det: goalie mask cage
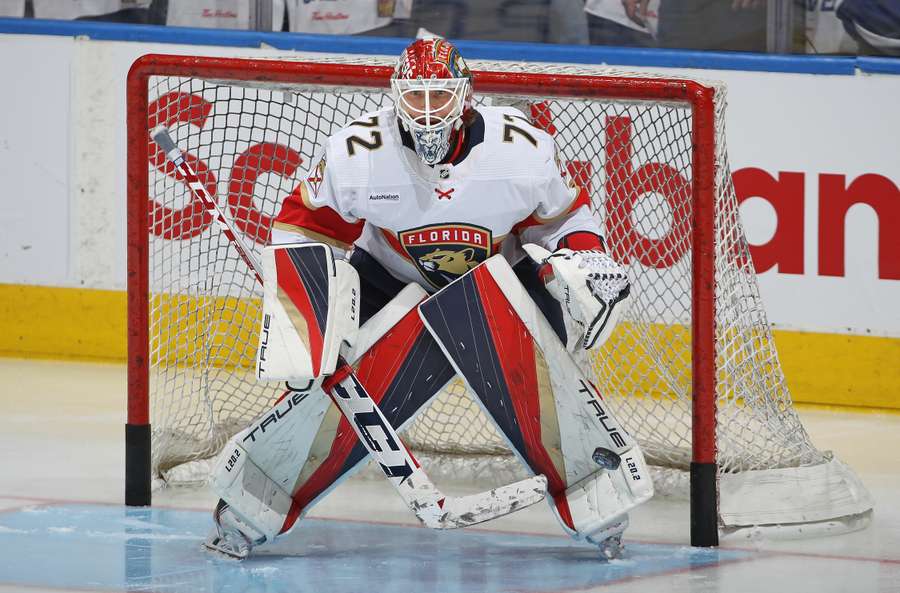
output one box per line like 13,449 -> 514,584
125,53 -> 872,547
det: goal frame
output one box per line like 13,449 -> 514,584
124,53 -> 719,546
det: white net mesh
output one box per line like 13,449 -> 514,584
135,57 -> 860,525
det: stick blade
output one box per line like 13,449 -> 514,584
435,474 -> 548,528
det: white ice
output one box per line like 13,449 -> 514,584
0,358 -> 898,593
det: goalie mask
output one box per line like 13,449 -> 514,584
391,38 -> 474,166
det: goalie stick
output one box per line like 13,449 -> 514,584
151,126 -> 548,533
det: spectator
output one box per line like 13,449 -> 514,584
79,0 -> 153,23
550,0 -> 589,45
584,0 -> 658,47
0,0 -> 24,17
32,0 -> 144,19
838,0 -> 900,55
650,0 -> 767,52
806,0 -> 859,54
159,0 -> 286,30
286,0 -> 412,35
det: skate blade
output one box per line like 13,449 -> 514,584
203,533 -> 252,560
597,534 -> 625,560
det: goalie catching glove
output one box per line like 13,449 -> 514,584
523,243 -> 631,351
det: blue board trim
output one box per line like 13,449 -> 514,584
857,57 -> 900,75
0,17 -> 895,76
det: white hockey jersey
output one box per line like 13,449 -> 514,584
163,0 -> 286,30
806,0 -> 858,54
286,0 -> 412,35
32,0 -> 146,19
583,0 -> 660,37
0,0 -> 24,17
274,106 -> 602,291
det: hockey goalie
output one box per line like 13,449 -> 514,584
202,37 -> 653,560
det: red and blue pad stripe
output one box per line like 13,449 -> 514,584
281,306 -> 455,532
274,245 -> 332,377
418,266 -> 576,529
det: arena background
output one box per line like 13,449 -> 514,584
0,18 -> 897,411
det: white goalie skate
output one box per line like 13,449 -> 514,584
588,446 -> 628,560
204,499 -> 267,560
588,519 -> 628,560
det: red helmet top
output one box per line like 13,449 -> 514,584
393,38 -> 475,128
391,39 -> 476,164
394,38 -> 472,81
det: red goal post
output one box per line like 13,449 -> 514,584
125,53 -> 870,548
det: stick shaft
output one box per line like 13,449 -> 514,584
151,126 -> 263,284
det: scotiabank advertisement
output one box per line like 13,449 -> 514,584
0,34 -> 897,339
709,69 -> 899,337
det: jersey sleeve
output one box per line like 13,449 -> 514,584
272,144 -> 364,258
514,150 -> 604,251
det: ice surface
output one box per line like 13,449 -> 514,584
1,358 -> 898,593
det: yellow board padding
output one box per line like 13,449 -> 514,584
0,283 -> 898,410
150,292 -> 261,370
0,283 -> 127,361
773,330 -> 900,410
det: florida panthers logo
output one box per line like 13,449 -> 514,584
399,223 -> 491,288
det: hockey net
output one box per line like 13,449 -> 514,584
126,54 -> 871,535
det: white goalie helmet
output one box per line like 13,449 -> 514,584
390,38 -> 474,165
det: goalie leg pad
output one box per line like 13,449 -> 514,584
212,283 -> 458,547
209,387 -> 334,543
257,242 -> 360,383
210,436 -> 296,544
557,444 -> 653,541
419,255 -> 653,543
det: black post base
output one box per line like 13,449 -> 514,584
125,423 -> 151,506
690,461 -> 719,547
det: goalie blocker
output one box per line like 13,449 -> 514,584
209,244 -> 651,559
